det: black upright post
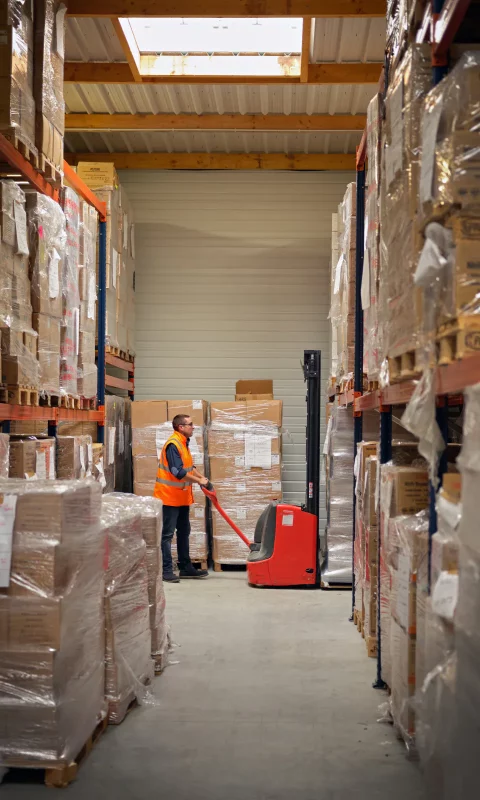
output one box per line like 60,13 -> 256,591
352,168 -> 365,616
304,349 -> 321,522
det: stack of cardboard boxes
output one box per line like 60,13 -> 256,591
363,93 -> 382,381
33,0 -> 65,176
0,181 -> 39,393
354,441 -> 378,651
324,403 -> 355,584
330,183 -> 356,385
77,200 -> 97,399
77,163 -> 135,357
0,481 -> 105,764
132,399 -> 209,565
209,383 -> 282,566
0,0 -> 36,157
59,187 -> 80,398
102,495 -> 154,725
9,435 -> 56,479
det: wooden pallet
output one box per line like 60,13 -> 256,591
387,349 -> 423,383
365,635 -> 377,658
2,715 -> 108,788
105,345 -> 134,363
7,385 -> 39,406
38,153 -> 62,187
1,128 -> 38,168
213,562 -> 247,573
39,393 -> 81,410
153,651 -> 169,675
320,580 -> 352,590
80,396 -> 97,410
107,676 -> 153,726
367,380 -> 379,392
437,315 -> 480,365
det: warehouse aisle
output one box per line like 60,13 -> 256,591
2,574 -> 424,800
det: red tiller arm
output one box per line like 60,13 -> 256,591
202,484 -> 251,549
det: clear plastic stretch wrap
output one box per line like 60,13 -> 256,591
33,0 -> 66,171
9,435 -> 56,480
209,400 -> 282,565
323,402 -> 354,584
26,192 -> 65,394
0,181 -> 40,390
0,1 -> 37,156
416,480 -> 460,800
59,188 -> 80,398
0,433 -> 9,478
105,397 -> 130,493
107,493 -> 168,665
56,435 -> 93,480
78,200 -> 97,399
132,400 -> 209,561
331,184 -> 356,384
363,94 -> 383,380
362,454 -> 378,641
419,52 -> 480,225
101,495 -> 154,725
0,479 -> 105,765
379,45 -> 431,372
449,384 -> 480,795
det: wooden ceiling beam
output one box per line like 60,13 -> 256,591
65,113 -> 367,131
64,61 -> 382,84
300,18 -> 312,83
110,18 -> 141,82
64,152 -> 356,170
67,1 -> 386,18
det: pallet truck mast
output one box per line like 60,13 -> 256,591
203,350 -> 321,587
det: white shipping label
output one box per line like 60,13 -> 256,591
353,451 -> 360,480
97,456 -> 107,489
112,250 -> 118,289
87,272 -> 96,319
194,506 -> 204,519
420,99 -> 443,204
235,456 -> 245,467
0,495 -> 18,588
396,552 -> 411,631
244,434 -> 272,469
108,427 -> 116,465
195,452 -> 204,465
49,445 -> 56,479
123,214 -> 128,250
192,399 -> 202,410
118,424 -> 124,454
14,201 -> 29,255
237,508 -> 247,520
48,249 -> 61,299
55,4 -> 67,59
79,445 -> 86,475
272,453 -> 280,466
282,513 -> 294,527
333,255 -> 343,295
323,417 -> 332,456
36,450 -> 47,480
432,571 -> 459,622
87,442 -> 93,469
272,481 -> 282,492
236,483 -> 247,493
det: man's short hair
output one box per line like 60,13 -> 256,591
172,414 -> 191,431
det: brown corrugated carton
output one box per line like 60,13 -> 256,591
56,435 -> 92,479
9,439 -> 36,478
77,162 -> 118,190
235,379 -> 274,400
167,399 -> 208,426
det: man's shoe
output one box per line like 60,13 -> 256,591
163,572 -> 180,583
179,563 -> 209,579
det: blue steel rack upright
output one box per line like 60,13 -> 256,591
349,0 -> 475,690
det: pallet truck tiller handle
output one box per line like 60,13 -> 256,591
201,482 -> 251,548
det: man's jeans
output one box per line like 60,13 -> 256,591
162,505 -> 191,575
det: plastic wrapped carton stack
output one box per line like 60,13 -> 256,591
416,474 -> 459,799
9,435 -> 55,479
208,399 -> 282,566
77,200 -> 97,399
379,44 -> 431,378
0,181 -> 39,394
0,0 -> 36,158
354,442 -> 377,647
132,400 -> 209,565
331,184 -> 356,385
26,192 -> 64,395
447,385 -> 480,795
59,188 -> 80,398
363,93 -> 382,381
330,214 -> 339,382
108,494 -> 169,672
104,396 -> 132,493
101,495 -> 153,725
33,0 -> 65,176
416,53 -> 480,364
323,403 -> 355,584
76,163 -> 135,357
57,435 -> 93,479
0,480 -> 105,765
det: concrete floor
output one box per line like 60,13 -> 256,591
2,573 -> 425,799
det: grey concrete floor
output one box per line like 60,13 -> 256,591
1,573 -> 425,799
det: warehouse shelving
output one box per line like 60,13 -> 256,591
348,0 -> 475,690
0,133 -> 124,444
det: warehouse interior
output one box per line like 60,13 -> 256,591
0,0 -> 479,797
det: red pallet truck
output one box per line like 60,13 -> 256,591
202,350 -> 321,587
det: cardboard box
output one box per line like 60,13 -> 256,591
77,162 -> 118,190
210,400 -> 282,427
167,400 -> 208,427
0,596 -> 63,649
9,439 -> 36,478
133,455 -> 158,486
56,435 -> 92,480
235,379 -> 274,400
390,468 -> 429,516
131,401 -> 168,429
5,541 -> 68,598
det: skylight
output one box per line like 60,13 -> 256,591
125,17 -> 303,77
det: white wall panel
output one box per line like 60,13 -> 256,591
119,169 -> 353,523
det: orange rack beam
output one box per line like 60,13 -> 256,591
0,405 -> 104,423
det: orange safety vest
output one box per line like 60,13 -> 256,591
154,430 -> 194,507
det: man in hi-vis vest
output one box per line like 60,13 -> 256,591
154,414 -> 210,582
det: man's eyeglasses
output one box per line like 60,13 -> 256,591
181,423 -> 194,428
